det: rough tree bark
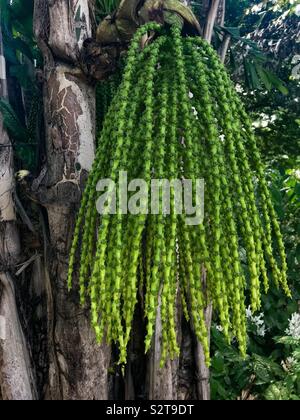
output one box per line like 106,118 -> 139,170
33,0 -> 110,400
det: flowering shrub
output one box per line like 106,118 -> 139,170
211,311 -> 300,400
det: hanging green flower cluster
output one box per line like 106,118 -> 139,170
96,71 -> 122,133
68,23 -> 290,366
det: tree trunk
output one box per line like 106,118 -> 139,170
0,20 -> 36,400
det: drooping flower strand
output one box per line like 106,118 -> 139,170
175,28 -> 230,338
72,27 -> 162,307
149,69 -> 170,360
67,91 -> 121,295
199,45 -> 269,295
110,33 -> 165,356
235,103 -> 289,294
172,27 -> 212,362
184,41 -> 246,350
188,41 -> 262,313
85,23 -> 162,354
122,38 -> 168,352
106,44 -> 161,345
164,64 -> 183,360
142,44 -> 169,353
158,66 -> 180,362
118,55 -> 157,331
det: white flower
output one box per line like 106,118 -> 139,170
285,313 -> 300,339
292,56 -> 300,80
216,325 -> 223,332
256,325 -> 266,338
291,55 -> 300,65
246,306 -> 253,319
251,4 -> 263,13
295,4 -> 300,16
191,106 -> 198,118
246,306 -> 266,337
235,84 -> 244,94
270,114 -> 277,123
252,113 -> 273,129
293,169 -> 300,180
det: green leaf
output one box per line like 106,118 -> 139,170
211,378 -> 232,400
10,37 -> 34,60
220,26 -> 241,38
244,59 -> 261,89
276,336 -> 300,346
0,99 -> 29,143
264,383 -> 285,400
9,64 -> 35,90
255,64 -> 273,90
264,70 -> 289,95
230,49 -> 237,71
249,49 -> 268,63
238,36 -> 261,51
252,354 -> 285,384
212,354 -> 225,373
163,10 -> 184,30
0,0 -> 10,26
9,0 -> 33,21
